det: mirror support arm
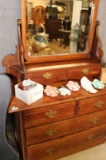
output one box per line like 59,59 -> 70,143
91,21 -> 103,60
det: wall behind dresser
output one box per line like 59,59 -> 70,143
0,0 -> 21,73
0,0 -> 106,73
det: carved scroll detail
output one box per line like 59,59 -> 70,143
2,45 -> 20,67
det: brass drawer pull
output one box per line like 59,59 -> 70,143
43,72 -> 52,79
46,129 -> 56,136
46,147 -> 55,154
82,68 -> 89,74
87,134 -> 95,141
95,100 -> 104,108
90,117 -> 99,124
45,109 -> 57,118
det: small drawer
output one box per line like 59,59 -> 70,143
25,109 -> 106,145
68,65 -> 101,80
77,95 -> 106,115
27,124 -> 106,160
23,101 -> 76,128
25,69 -> 67,85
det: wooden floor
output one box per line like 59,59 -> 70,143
58,142 -> 106,160
38,40 -> 70,56
49,40 -> 69,53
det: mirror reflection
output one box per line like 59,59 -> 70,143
26,0 -> 94,57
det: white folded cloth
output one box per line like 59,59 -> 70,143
80,77 -> 97,94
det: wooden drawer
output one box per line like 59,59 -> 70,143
25,64 -> 101,85
68,65 -> 101,80
27,124 -> 106,160
77,95 -> 106,115
25,69 -> 68,85
23,101 -> 76,128
25,109 -> 106,145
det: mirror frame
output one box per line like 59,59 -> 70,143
20,0 -> 99,63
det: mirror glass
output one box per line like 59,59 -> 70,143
26,0 -> 94,57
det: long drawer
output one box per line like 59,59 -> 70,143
25,109 -> 106,145
23,101 -> 76,128
25,64 -> 101,85
77,94 -> 106,115
27,124 -> 106,160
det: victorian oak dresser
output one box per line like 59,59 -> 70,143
2,0 -> 106,160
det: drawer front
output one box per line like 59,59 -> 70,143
25,69 -> 68,85
78,95 -> 106,115
68,65 -> 101,80
25,64 -> 101,85
27,124 -> 106,160
25,109 -> 106,145
23,102 -> 76,128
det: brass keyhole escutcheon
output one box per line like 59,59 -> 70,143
43,72 -> 52,79
91,117 -> 99,124
45,109 -> 57,118
46,148 -> 55,154
46,129 -> 56,136
95,100 -> 104,108
82,68 -> 89,74
87,134 -> 95,141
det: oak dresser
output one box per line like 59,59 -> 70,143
8,80 -> 106,160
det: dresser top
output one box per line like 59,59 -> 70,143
9,81 -> 106,113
